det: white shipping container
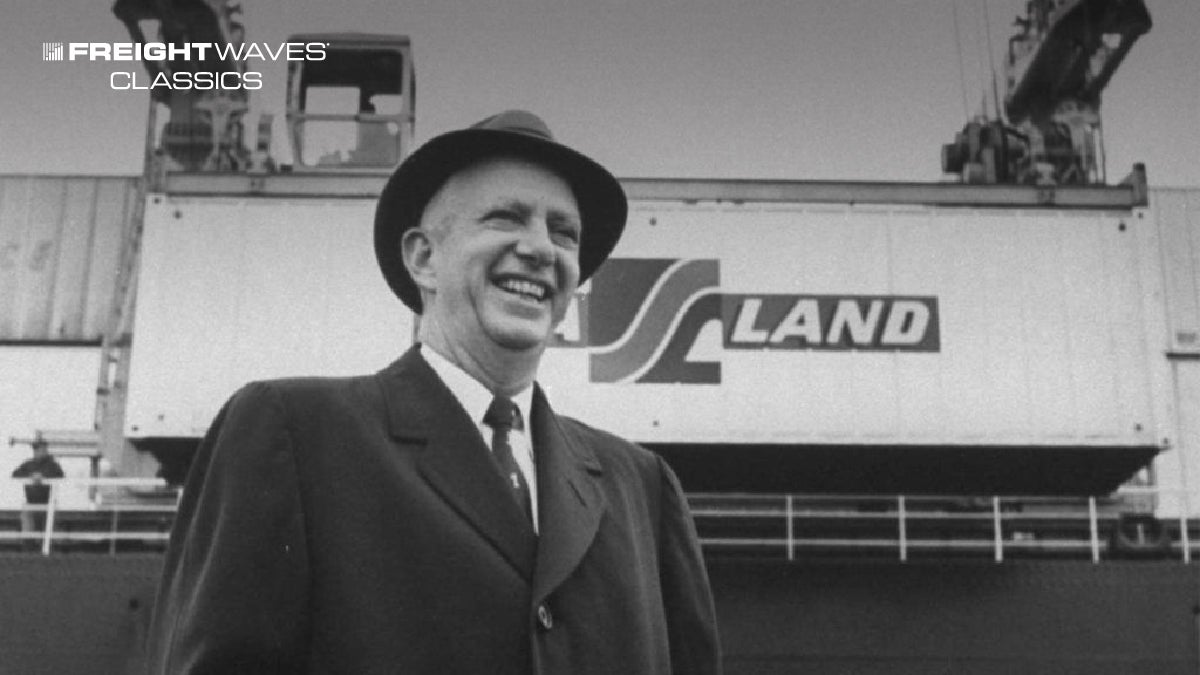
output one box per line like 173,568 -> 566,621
125,195 -> 413,438
125,187 -> 1167,456
540,201 -> 1164,448
1147,188 -> 1200,517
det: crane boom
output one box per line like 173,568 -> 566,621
943,0 -> 1151,186
111,0 -> 251,171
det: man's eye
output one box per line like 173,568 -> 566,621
486,210 -> 521,224
554,227 -> 581,245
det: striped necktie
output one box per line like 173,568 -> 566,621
483,396 -> 533,525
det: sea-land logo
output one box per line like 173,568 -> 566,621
41,41 -> 327,92
554,258 -> 940,385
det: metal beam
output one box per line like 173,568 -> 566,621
621,177 -> 1142,210
163,172 -> 1143,210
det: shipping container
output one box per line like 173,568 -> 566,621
125,192 -> 413,441
0,176 -> 138,342
123,175 -> 1175,495
1154,189 -> 1200,354
1150,188 -> 1200,517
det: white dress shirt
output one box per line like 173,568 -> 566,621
419,345 -> 539,532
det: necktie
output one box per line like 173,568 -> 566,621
483,396 -> 533,525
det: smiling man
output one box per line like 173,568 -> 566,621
405,155 -> 582,391
145,110 -> 722,674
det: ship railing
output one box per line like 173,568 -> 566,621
4,479 -> 1194,563
1,478 -> 178,556
688,488 -> 1196,564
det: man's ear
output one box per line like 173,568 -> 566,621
400,227 -> 437,293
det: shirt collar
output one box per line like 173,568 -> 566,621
420,344 -> 533,430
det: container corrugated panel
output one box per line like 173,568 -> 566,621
1151,188 -> 1200,518
1153,188 -> 1200,353
0,175 -> 138,342
538,201 -> 1161,448
126,195 -> 414,438
126,192 -> 1159,453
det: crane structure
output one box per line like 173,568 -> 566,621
112,0 -> 252,172
943,0 -> 1151,185
94,1 -> 414,474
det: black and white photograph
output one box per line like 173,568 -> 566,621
2,1 -> 1199,672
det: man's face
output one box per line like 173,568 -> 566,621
415,156 -> 582,354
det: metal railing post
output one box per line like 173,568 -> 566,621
993,497 -> 1003,563
110,510 -> 120,556
41,482 -> 58,556
1088,497 -> 1100,563
1179,503 -> 1191,564
785,495 -> 795,562
898,496 -> 908,562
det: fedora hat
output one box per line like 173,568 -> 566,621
374,110 -> 628,313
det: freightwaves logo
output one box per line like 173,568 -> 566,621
555,258 -> 940,385
41,41 -> 327,92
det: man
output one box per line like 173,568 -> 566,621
146,110 -> 721,674
11,437 -> 64,544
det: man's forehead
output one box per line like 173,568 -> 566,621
417,155 -> 583,233
447,156 -> 578,207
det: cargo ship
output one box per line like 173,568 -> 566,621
3,1 -> 1198,672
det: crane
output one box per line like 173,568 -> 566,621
942,0 -> 1151,185
112,0 -> 251,171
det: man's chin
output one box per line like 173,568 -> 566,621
486,322 -> 553,353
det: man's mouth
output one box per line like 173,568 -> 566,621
495,277 -> 551,302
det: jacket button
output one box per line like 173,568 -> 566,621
536,604 -> 554,631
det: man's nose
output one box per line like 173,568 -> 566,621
513,220 -> 555,265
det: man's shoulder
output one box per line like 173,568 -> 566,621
554,413 -> 632,447
553,413 -> 660,473
222,372 -> 385,419
250,372 -> 377,394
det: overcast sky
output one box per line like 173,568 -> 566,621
1,0 -> 1196,186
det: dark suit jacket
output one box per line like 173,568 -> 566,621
146,346 -> 721,674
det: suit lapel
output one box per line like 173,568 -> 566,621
379,347 -> 537,581
530,387 -> 606,603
